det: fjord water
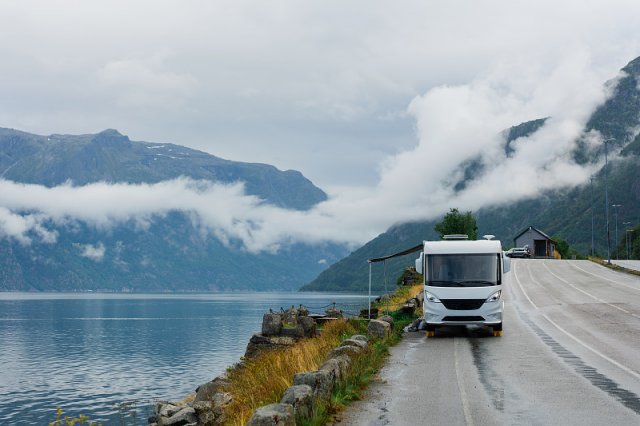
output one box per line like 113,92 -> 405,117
0,292 -> 369,425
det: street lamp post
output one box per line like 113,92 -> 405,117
612,204 -> 621,260
623,222 -> 631,260
603,138 -> 612,264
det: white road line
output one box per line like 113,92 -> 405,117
454,338 -> 474,426
542,262 -> 639,319
541,313 -> 640,381
515,260 -> 640,381
568,261 -> 640,293
512,261 -> 538,309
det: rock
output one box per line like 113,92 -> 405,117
340,338 -> 368,349
245,334 -> 298,358
359,307 -> 378,318
280,324 -> 305,338
324,307 -> 343,318
156,403 -> 181,419
379,315 -> 394,329
400,301 -> 416,315
351,334 -> 369,343
328,345 -> 363,359
416,292 -> 425,305
280,384 -> 314,419
298,316 -> 316,337
246,403 -> 295,426
163,406 -> 197,426
294,369 -> 335,400
194,375 -> 229,402
297,305 -> 310,317
262,313 -> 283,336
192,401 -> 216,426
282,306 -> 298,326
368,319 -> 391,340
320,355 -> 350,382
211,392 -> 232,424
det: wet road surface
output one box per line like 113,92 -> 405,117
337,259 -> 640,425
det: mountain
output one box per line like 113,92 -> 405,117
302,56 -> 640,292
0,128 -> 326,210
0,129 -> 346,291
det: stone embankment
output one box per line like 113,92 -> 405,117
150,290 -> 419,426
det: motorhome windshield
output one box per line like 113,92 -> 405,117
427,253 -> 500,287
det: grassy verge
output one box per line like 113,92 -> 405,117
589,257 -> 640,277
222,320 -> 356,425
220,284 -> 422,425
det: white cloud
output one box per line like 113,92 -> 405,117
1,1 -> 639,187
0,1 -> 638,253
76,242 -> 106,262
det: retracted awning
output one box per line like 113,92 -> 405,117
367,243 -> 423,263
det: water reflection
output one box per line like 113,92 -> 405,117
0,292 -> 370,424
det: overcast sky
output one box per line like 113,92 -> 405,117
1,1 -> 640,251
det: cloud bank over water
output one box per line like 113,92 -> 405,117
0,53 -> 616,252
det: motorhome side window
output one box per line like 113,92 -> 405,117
426,254 -> 500,287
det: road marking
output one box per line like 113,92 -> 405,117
454,338 -> 474,426
542,262 -> 640,319
514,261 -> 640,381
568,261 -> 640,293
512,261 -> 538,309
540,313 -> 640,381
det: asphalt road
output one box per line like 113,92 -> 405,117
337,259 -> 640,426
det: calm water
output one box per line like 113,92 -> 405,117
0,292 -> 370,425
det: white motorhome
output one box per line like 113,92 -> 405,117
415,235 -> 510,337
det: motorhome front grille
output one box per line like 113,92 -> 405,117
441,299 -> 485,310
442,316 -> 484,321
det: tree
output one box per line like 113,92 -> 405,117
553,236 -> 570,259
434,208 -> 478,240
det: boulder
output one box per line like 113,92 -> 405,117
320,355 -> 351,382
245,334 -> 298,358
262,313 -> 283,336
350,334 -> 369,343
368,319 -> 391,340
328,345 -> 363,359
156,403 -> 181,419
162,406 -> 197,426
293,369 -> 335,400
194,375 -> 229,402
379,315 -> 394,329
298,316 -> 316,337
359,307 -> 378,318
297,305 -> 310,317
280,324 -> 305,338
324,307 -> 343,318
246,403 -> 295,426
192,401 -> 216,426
280,384 -> 314,419
340,338 -> 367,349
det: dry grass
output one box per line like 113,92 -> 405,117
375,284 -> 423,315
221,319 -> 356,425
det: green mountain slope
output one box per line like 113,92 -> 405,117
0,129 -> 345,292
0,128 -> 326,210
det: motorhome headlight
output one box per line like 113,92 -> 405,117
425,291 -> 442,303
485,290 -> 501,303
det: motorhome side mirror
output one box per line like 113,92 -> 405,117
415,253 -> 423,275
503,255 -> 511,273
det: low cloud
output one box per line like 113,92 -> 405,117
76,242 -> 106,262
0,54 -> 625,253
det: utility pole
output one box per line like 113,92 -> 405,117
623,222 -> 631,260
612,204 -> 621,260
590,176 -> 595,257
604,138 -> 612,264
